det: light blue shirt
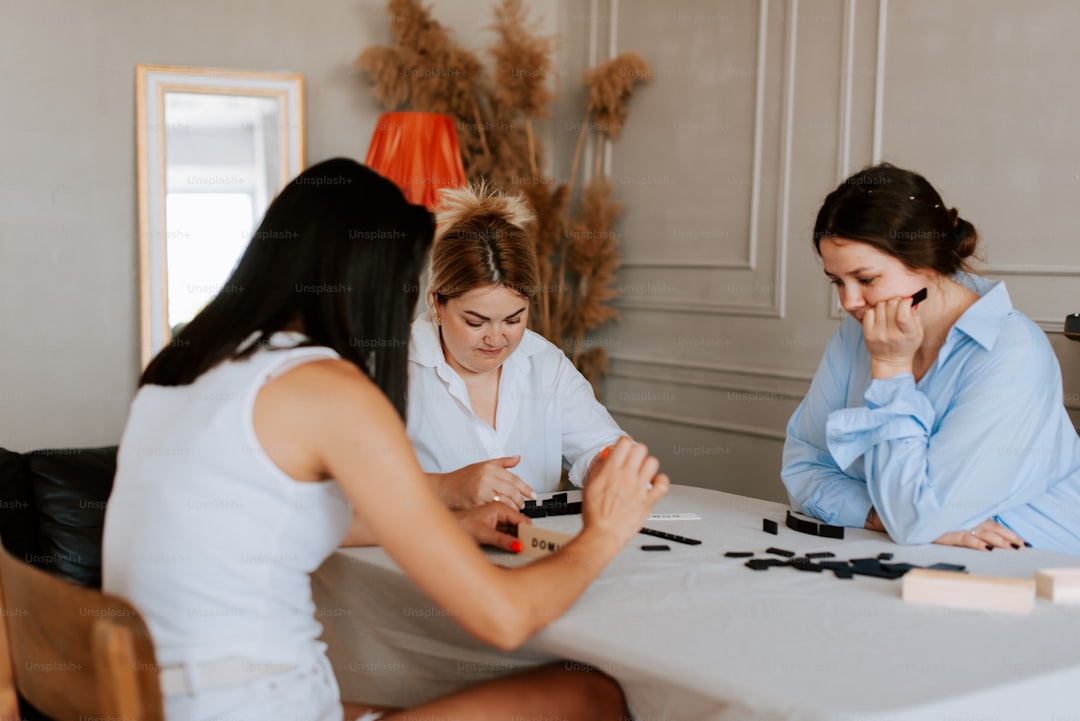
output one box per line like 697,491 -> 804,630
782,275 -> 1080,554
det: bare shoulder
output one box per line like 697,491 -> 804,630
259,357 -> 398,425
254,358 -> 406,482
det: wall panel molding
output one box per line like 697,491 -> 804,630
983,264 -> 1080,277
608,353 -> 815,384
614,0 -> 796,317
607,406 -> 788,441
747,0 -> 769,272
836,0 -> 856,184
621,0 -> 768,272
610,369 -> 807,401
830,0 -> 882,321
615,299 -> 783,316
772,0 -> 797,319
872,0 -> 887,163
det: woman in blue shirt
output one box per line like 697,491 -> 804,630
782,163 -> 1080,554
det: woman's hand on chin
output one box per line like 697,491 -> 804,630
863,295 -> 923,379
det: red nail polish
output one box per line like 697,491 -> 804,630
511,540 -> 523,554
599,446 -> 612,460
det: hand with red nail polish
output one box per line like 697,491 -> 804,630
582,437 -> 670,549
585,439 -> 629,484
453,502 -> 531,553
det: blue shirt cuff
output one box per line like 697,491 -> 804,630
825,374 -> 934,471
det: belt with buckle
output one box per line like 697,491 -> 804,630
159,658 -> 296,696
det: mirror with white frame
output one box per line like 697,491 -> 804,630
136,64 -> 305,366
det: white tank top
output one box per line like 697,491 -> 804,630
102,333 -> 352,667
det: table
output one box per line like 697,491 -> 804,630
312,485 -> 1080,721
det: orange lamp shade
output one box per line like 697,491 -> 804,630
364,112 -> 468,209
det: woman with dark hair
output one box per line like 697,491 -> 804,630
407,183 -> 628,510
782,163 -> 1080,554
103,158 -> 668,721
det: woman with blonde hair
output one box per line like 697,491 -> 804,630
407,183 -> 629,510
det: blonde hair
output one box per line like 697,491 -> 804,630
428,183 -> 539,315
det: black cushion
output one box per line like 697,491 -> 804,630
27,446 -> 117,587
0,446 -> 117,588
0,445 -> 118,721
0,447 -> 40,564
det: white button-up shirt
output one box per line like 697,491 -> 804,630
406,314 -> 625,493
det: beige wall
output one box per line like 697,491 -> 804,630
2,0 -> 1077,498
595,0 -> 1080,501
0,0 -> 555,451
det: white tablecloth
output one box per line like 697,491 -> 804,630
313,485 -> 1080,720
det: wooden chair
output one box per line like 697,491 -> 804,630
0,545 -> 164,721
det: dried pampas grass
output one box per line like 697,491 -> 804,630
357,0 -> 489,166
354,46 -> 415,109
488,0 -> 555,119
355,1 -> 649,393
488,0 -> 556,176
576,347 -> 609,398
583,52 -> 652,140
565,178 -> 621,356
518,181 -> 569,341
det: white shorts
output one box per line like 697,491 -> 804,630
164,654 -> 346,721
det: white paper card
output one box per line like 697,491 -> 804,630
647,513 -> 701,521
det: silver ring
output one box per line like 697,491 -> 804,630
493,494 -> 501,503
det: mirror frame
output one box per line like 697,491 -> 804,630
135,64 -> 305,367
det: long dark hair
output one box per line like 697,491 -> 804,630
813,163 -> 979,275
140,158 -> 434,419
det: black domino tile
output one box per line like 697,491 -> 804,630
818,524 -> 845,539
880,563 -> 918,576
746,558 -> 788,571
762,518 -> 779,535
784,509 -> 846,539
521,501 -> 547,519
765,547 -> 795,558
639,527 -> 702,546
785,510 -> 818,535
